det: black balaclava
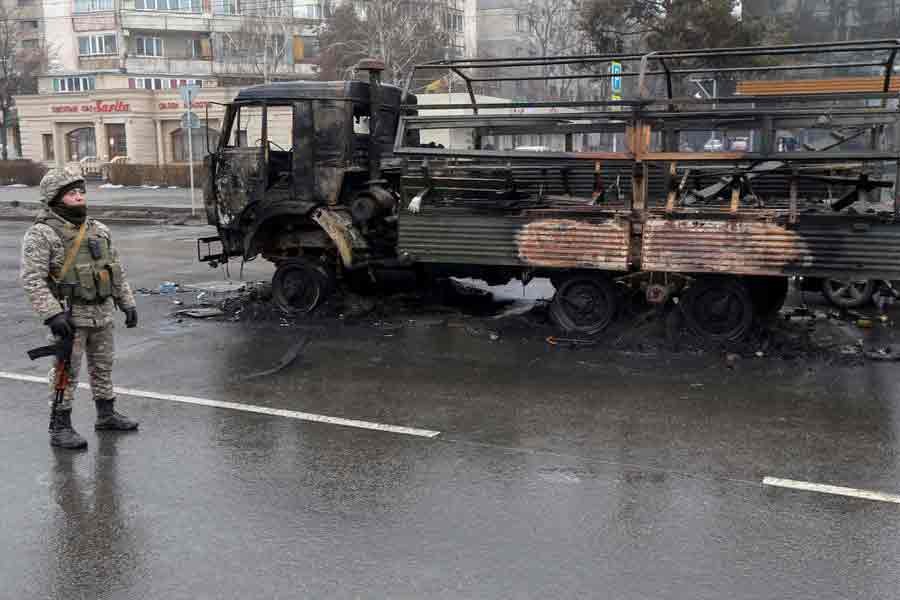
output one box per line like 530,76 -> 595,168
50,182 -> 87,225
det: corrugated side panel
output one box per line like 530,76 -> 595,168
642,218 -> 900,279
399,210 -> 630,270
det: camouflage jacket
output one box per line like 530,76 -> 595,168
20,209 -> 136,328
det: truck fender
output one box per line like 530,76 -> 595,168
310,207 -> 368,268
241,203 -> 318,260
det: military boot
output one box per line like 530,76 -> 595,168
49,409 -> 88,450
94,398 -> 139,431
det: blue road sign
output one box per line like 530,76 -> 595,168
611,61 -> 622,94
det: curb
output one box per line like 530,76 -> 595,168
0,205 -> 204,226
0,214 -> 173,225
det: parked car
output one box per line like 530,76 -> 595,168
729,136 -> 750,151
703,138 -> 724,151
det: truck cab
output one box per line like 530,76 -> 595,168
200,65 -> 416,312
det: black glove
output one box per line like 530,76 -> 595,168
45,312 -> 73,338
124,307 -> 138,328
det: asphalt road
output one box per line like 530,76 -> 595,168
1,221 -> 899,599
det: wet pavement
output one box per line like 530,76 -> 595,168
1,221 -> 899,599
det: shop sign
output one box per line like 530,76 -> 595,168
158,100 -> 209,110
50,100 -> 130,114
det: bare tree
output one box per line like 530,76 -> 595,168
318,0 -> 450,86
0,5 -> 50,159
580,0 -> 768,57
519,0 -> 590,100
222,0 -> 293,83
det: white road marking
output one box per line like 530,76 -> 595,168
0,371 -> 440,439
763,476 -> 900,504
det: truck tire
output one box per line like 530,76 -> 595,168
549,274 -> 617,335
822,278 -> 875,309
272,258 -> 334,314
682,276 -> 754,341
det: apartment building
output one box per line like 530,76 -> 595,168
42,0 -> 321,92
14,0 -> 479,166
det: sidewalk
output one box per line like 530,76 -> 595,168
0,183 -> 205,224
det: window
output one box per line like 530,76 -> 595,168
299,2 -> 321,18
23,20 -> 38,29
106,123 -> 127,158
52,76 -> 96,92
74,0 -> 113,12
188,38 -> 211,58
443,11 -> 463,33
78,34 -> 117,56
172,127 -> 219,161
293,36 -> 320,61
214,0 -> 238,15
65,127 -> 96,162
169,78 -> 204,88
136,36 -> 164,57
42,134 -> 54,161
21,39 -> 38,49
136,0 -> 200,10
17,0 -> 35,5
515,13 -> 529,33
128,77 -> 167,89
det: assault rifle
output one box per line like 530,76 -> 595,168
26,283 -> 77,415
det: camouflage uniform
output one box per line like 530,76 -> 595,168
20,168 -> 136,412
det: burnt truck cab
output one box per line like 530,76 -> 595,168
200,62 -> 416,311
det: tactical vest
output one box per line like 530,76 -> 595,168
39,216 -> 123,304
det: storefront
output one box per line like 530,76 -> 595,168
14,87 -> 237,167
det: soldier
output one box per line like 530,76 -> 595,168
20,167 -> 139,450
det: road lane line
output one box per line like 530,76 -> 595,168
763,476 -> 900,504
0,371 -> 440,439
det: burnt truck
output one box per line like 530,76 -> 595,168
200,41 -> 900,340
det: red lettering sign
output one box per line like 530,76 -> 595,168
50,100 -> 130,114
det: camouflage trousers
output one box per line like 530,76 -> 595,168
47,325 -> 115,411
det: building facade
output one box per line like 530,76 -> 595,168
14,0 -> 494,166
42,0 -> 322,92
16,85 -> 240,166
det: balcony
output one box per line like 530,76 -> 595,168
78,56 -> 121,71
72,11 -> 118,32
120,9 -> 212,32
211,60 -> 316,79
126,55 -> 213,75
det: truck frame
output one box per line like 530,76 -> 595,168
200,40 -> 900,340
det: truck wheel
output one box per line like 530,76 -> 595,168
682,277 -> 754,341
746,276 -> 789,319
822,278 -> 875,309
549,274 -> 617,335
272,258 -> 333,314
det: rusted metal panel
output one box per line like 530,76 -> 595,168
737,77 -> 900,96
642,218 -> 900,279
399,211 -> 630,270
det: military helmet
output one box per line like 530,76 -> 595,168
39,167 -> 86,206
